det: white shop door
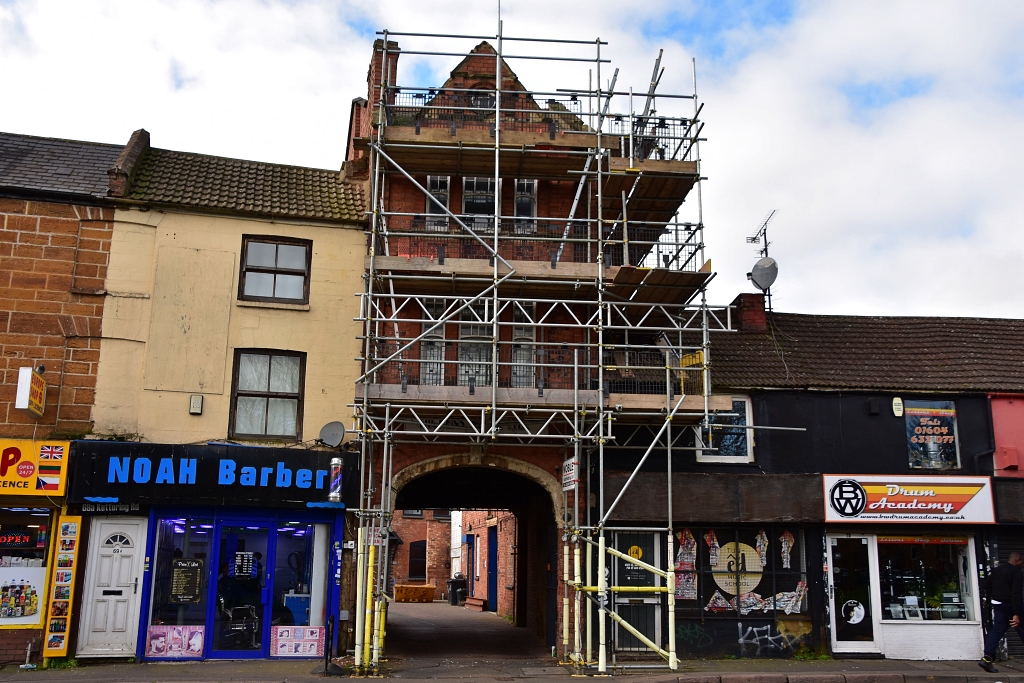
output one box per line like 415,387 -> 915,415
77,517 -> 148,657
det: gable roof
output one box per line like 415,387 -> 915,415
0,132 -> 122,201
710,313 -> 1024,394
124,147 -> 365,224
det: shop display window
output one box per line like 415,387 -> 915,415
149,517 -> 213,636
273,523 -> 329,628
877,537 -> 973,621
674,526 -> 807,618
0,508 -> 52,623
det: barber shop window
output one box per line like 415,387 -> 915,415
230,350 -> 305,440
239,237 -> 312,304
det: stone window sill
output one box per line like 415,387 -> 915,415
236,299 -> 310,311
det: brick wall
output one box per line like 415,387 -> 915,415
390,510 -> 451,600
0,199 -> 110,438
0,628 -> 42,665
459,509 -> 520,618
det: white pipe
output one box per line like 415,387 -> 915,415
586,537 -> 593,663
562,541 -> 570,658
574,542 -> 582,665
667,564 -> 677,670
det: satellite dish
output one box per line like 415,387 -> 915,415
749,257 -> 778,291
318,421 -> 346,448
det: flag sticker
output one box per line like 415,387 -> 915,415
37,465 -> 61,490
39,445 -> 65,460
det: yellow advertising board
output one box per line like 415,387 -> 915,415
42,515 -> 81,656
0,440 -> 70,497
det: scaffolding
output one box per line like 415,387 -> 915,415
350,23 -> 735,675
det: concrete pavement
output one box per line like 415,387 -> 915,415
4,602 -> 1024,683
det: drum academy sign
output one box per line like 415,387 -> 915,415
823,474 -> 995,524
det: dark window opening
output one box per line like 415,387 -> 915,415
409,540 -> 427,581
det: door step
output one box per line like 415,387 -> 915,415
464,596 -> 487,611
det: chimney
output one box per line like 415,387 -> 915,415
367,39 -> 400,112
730,292 -> 767,331
107,128 -> 150,197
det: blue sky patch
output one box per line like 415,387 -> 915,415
643,0 -> 795,63
842,76 -> 933,111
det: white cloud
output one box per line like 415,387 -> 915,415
1,0 -> 1021,316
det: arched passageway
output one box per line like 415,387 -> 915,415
385,455 -> 561,657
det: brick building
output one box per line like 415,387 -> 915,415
0,132 -> 126,665
1,132 -> 123,440
350,33 -> 711,670
389,509 -> 452,600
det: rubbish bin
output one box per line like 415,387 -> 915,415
455,588 -> 467,606
447,575 -> 467,606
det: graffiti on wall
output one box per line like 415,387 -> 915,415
676,618 -> 813,658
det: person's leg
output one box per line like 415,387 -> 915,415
984,604 -> 1013,659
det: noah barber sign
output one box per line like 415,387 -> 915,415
823,475 -> 994,524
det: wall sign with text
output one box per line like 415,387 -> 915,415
906,400 -> 960,470
68,442 -> 358,509
824,475 -> 994,524
0,440 -> 69,496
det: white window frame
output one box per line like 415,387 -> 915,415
425,176 -> 449,232
511,303 -> 536,389
462,177 -> 497,233
458,300 -> 492,387
513,179 -> 537,235
695,396 -> 755,463
420,299 -> 446,387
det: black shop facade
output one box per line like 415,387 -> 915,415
66,441 -> 357,661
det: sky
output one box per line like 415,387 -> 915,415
2,0 -> 1023,318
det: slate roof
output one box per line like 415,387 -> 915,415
125,148 -> 365,223
0,132 -> 122,200
710,313 -> 1024,393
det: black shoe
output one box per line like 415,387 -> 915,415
979,657 -> 998,673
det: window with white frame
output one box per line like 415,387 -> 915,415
463,177 -> 496,232
511,303 -> 535,388
513,179 -> 536,234
458,300 -> 492,387
695,397 -> 754,463
420,298 -> 446,386
425,176 -> 449,231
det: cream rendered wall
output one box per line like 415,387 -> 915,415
93,207 -> 364,444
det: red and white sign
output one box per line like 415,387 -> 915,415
561,457 -> 579,492
823,474 -> 995,524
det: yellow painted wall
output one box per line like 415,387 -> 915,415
93,208 -> 364,444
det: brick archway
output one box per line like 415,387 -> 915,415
389,452 -> 564,526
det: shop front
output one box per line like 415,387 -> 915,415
824,474 -> 995,660
67,442 -> 357,661
670,523 -> 820,658
0,439 -> 74,662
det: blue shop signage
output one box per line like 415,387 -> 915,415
68,442 -> 357,509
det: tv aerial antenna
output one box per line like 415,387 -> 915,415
746,210 -> 779,312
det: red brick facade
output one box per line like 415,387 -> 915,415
0,628 -> 41,666
460,510 -> 519,618
389,509 -> 451,600
0,199 -> 111,438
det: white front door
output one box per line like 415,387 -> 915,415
826,534 -> 882,654
77,517 -> 148,657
